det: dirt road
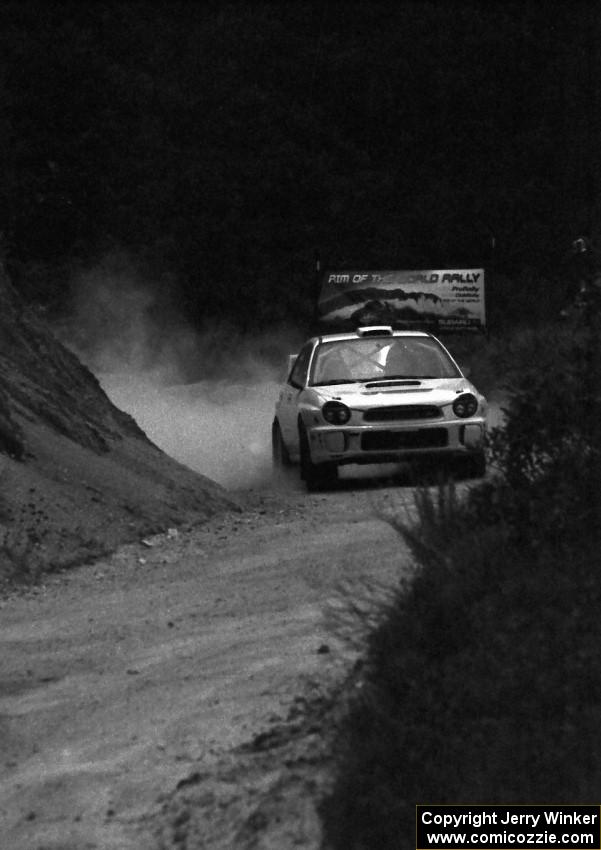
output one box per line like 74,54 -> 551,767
0,472 -> 417,850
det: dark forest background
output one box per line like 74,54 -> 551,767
1,1 -> 599,332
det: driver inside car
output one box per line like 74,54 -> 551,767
384,342 -> 414,377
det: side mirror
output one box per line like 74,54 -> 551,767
461,364 -> 472,378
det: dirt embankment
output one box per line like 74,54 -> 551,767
0,269 -> 235,582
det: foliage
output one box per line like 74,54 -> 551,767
487,317 -> 601,488
322,321 -> 601,848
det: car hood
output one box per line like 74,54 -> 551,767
310,378 -> 481,409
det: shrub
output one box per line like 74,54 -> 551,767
322,318 -> 601,849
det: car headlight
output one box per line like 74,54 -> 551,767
322,401 -> 351,424
452,392 -> 479,418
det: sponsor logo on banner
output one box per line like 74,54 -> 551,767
318,269 -> 486,331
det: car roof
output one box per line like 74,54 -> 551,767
312,326 -> 432,344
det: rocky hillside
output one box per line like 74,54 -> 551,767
0,268 -> 235,583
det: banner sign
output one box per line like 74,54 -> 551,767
318,269 -> 486,332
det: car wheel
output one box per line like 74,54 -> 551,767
299,423 -> 338,492
272,419 -> 292,467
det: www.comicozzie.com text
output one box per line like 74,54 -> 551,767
422,828 -> 595,846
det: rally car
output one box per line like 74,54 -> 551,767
272,325 -> 487,490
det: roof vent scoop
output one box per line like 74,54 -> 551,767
356,326 -> 394,337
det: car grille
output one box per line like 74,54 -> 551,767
363,405 -> 442,422
361,428 -> 448,451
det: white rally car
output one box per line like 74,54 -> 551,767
272,326 -> 487,490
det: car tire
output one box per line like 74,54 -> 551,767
298,423 -> 338,492
272,419 -> 292,468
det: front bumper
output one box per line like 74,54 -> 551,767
306,420 -> 486,465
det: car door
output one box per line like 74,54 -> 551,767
277,342 -> 314,451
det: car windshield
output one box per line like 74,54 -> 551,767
310,337 -> 460,385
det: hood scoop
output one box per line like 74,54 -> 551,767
364,379 -> 422,389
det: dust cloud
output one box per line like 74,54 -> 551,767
57,256 -> 303,490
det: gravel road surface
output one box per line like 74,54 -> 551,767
0,473 -> 417,849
